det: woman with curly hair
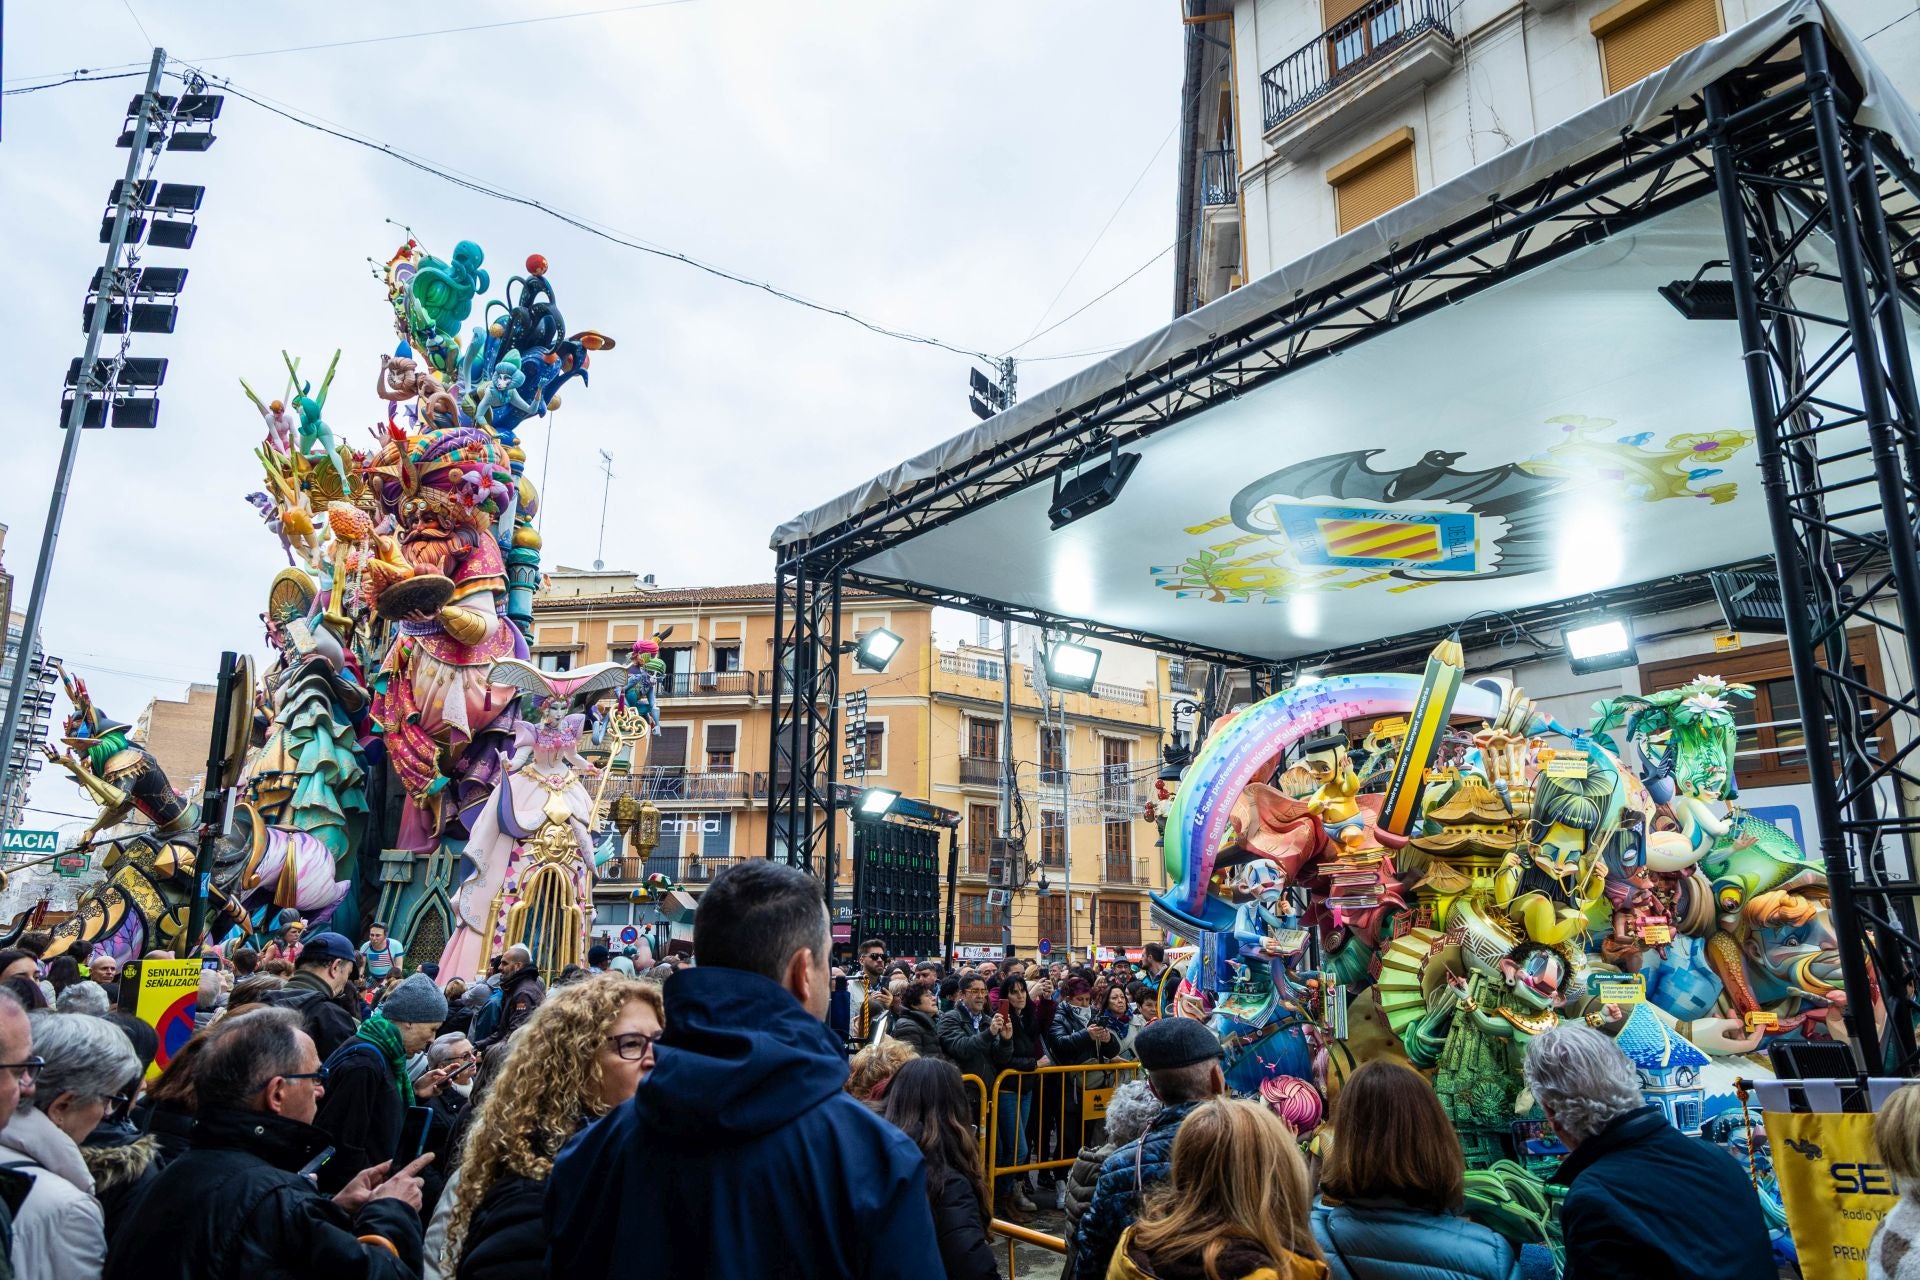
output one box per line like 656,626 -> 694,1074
439,974 -> 662,1279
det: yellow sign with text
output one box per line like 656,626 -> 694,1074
133,959 -> 206,1080
1767,1109 -> 1893,1280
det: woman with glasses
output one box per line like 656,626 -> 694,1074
438,974 -> 661,1279
0,1010 -> 140,1280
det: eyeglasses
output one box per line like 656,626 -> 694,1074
104,1091 -> 132,1111
0,1057 -> 43,1085
258,1067 -> 328,1093
605,1031 -> 663,1062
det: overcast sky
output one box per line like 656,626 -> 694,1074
0,1 -> 1182,828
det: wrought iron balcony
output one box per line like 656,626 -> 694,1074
1101,858 -> 1151,887
1201,146 -> 1238,206
959,755 -> 1003,787
657,669 -> 764,699
1261,0 -> 1455,130
595,854 -> 735,887
614,767 -> 767,803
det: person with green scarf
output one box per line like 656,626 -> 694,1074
314,972 -> 449,1198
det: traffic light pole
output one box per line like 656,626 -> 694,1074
0,47 -> 167,815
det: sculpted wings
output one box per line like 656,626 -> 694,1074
486,658 -> 628,702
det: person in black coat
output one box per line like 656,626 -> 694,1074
888,986 -> 946,1060
884,1058 -> 1001,1280
102,1007 -> 433,1280
255,932 -> 363,1061
937,976 -> 1010,1082
311,975 -> 448,1196
1523,1023 -> 1774,1280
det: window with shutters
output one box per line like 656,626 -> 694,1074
1592,0 -> 1721,95
967,803 -> 998,875
712,643 -> 740,674
1323,0 -> 1406,78
704,722 -> 737,773
863,721 -> 886,771
968,718 -> 1000,761
1040,727 -> 1066,783
1329,128 -> 1417,235
1038,894 -> 1066,945
1098,898 -> 1142,945
1040,810 -> 1065,868
1104,820 -> 1134,882
959,891 -> 999,942
653,725 -> 690,771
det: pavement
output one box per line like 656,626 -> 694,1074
992,1181 -> 1072,1280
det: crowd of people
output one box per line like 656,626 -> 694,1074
0,869 -> 1862,1279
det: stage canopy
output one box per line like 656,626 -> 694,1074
774,0 -> 1920,665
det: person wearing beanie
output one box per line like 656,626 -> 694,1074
312,972 -> 452,1198
1070,1016 -> 1227,1280
587,944 -> 611,973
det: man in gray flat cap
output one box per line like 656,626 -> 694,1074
1069,1016 -> 1227,1280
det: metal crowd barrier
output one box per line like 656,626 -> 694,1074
960,1061 -> 1144,1265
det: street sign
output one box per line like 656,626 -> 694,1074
0,830 -> 58,856
1038,937 -> 1052,956
54,852 -> 89,878
618,925 -> 639,945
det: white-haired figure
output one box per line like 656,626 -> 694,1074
1523,1022 -> 1772,1280
1062,1078 -> 1162,1229
0,1009 -> 141,1279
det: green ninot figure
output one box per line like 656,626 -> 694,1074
283,349 -> 344,488
409,239 -> 489,340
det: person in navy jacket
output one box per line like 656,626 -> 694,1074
545,860 -> 941,1280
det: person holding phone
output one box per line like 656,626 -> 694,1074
312,973 -> 449,1199
102,1006 -> 433,1280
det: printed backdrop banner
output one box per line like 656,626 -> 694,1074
133,959 -> 205,1080
1766,1108 -> 1892,1280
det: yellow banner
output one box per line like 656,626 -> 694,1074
1767,1109 -> 1894,1279
133,959 -> 205,1080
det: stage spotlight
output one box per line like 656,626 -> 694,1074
854,787 -> 901,819
1049,438 -> 1140,530
1043,640 -> 1101,693
1710,569 -> 1790,634
1565,619 -> 1637,675
852,627 -> 903,672
1660,262 -> 1737,320
146,218 -> 198,249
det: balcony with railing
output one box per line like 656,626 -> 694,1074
1201,146 -> 1238,206
610,767 -> 768,804
1101,858 -> 1152,887
657,669 -> 765,700
941,654 -> 1005,682
1261,0 -> 1456,135
595,854 -> 736,888
959,755 -> 1003,788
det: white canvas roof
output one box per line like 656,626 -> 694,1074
775,0 -> 1920,662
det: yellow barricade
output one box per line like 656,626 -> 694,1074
960,1072 -> 989,1159
971,1060 -> 1145,1264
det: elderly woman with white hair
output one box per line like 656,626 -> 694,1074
1522,1022 -> 1772,1280
0,1010 -> 141,1279
1062,1078 -> 1161,1229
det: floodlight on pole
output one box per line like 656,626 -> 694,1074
1565,618 -> 1638,674
849,627 -> 903,673
1048,437 -> 1141,530
1042,640 -> 1101,693
854,787 -> 901,819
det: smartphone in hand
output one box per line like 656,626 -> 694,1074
392,1106 -> 432,1166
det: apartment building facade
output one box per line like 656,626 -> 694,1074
530,570 -> 1181,962
1174,0 -> 1919,313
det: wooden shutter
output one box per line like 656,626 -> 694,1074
653,725 -> 689,768
1329,129 -> 1417,235
1593,0 -> 1721,95
1322,0 -> 1373,27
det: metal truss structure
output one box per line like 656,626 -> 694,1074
774,22 -> 1920,1072
1709,27 -> 1920,1072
